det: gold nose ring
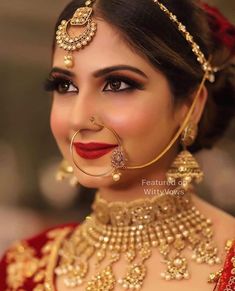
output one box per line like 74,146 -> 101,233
70,116 -> 128,181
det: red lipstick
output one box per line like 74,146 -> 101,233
73,142 -> 118,159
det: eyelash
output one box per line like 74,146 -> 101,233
44,75 -> 144,95
103,76 -> 144,93
44,76 -> 78,94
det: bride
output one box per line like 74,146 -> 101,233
1,0 -> 235,290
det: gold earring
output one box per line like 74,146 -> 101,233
166,121 -> 203,189
55,159 -> 79,187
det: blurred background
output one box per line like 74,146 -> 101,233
0,0 -> 234,255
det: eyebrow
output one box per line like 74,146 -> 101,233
50,65 -> 148,79
49,67 -> 75,77
93,65 -> 148,79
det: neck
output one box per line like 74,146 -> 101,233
98,174 -> 177,203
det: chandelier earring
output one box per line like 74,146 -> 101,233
166,121 -> 204,189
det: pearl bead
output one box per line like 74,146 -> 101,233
174,258 -> 183,267
191,254 -> 196,260
208,259 -> 215,265
165,274 -> 171,280
113,173 -> 121,181
176,273 -> 182,280
160,272 -> 166,278
196,257 -> 202,264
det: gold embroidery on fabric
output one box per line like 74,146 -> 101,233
44,228 -> 73,291
224,240 -> 235,290
6,241 -> 39,289
6,227 -> 73,291
208,239 -> 235,287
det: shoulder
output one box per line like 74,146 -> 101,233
192,194 -> 235,243
192,193 -> 235,288
0,222 -> 78,291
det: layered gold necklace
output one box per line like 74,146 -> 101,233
55,187 -> 221,290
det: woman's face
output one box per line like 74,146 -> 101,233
50,19 -> 186,189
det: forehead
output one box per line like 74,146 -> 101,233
53,19 -> 154,74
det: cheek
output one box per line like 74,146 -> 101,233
102,92 -> 175,164
104,94 -> 171,140
50,99 -> 69,142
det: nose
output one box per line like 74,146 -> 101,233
69,92 -> 102,133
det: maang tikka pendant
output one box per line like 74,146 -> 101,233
56,1 -> 97,68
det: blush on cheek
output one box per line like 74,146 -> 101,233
107,110 -> 158,139
50,108 -> 68,141
103,107 -> 149,136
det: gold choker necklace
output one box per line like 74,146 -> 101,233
55,187 -> 221,290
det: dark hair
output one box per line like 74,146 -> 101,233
53,0 -> 235,153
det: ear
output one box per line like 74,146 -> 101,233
175,85 -> 208,125
190,85 -> 208,124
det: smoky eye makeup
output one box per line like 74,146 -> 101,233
43,69 -> 146,96
44,74 -> 78,94
102,74 -> 146,93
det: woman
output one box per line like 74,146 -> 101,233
0,0 -> 235,290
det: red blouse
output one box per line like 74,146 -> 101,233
215,240 -> 235,291
0,223 -> 234,291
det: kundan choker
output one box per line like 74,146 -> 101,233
55,187 -> 222,290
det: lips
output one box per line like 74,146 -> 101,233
73,142 -> 118,159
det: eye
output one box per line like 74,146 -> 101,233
57,79 -> 77,94
103,76 -> 144,93
44,76 -> 78,94
103,79 -> 130,92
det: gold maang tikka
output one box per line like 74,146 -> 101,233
56,0 -> 97,68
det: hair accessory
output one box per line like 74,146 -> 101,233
153,0 -> 218,83
202,3 -> 235,55
56,0 -> 97,68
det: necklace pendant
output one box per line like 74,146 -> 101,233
192,240 -> 221,265
54,189 -> 222,289
86,265 -> 116,291
55,259 -> 89,287
161,254 -> 190,280
118,262 -> 147,290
